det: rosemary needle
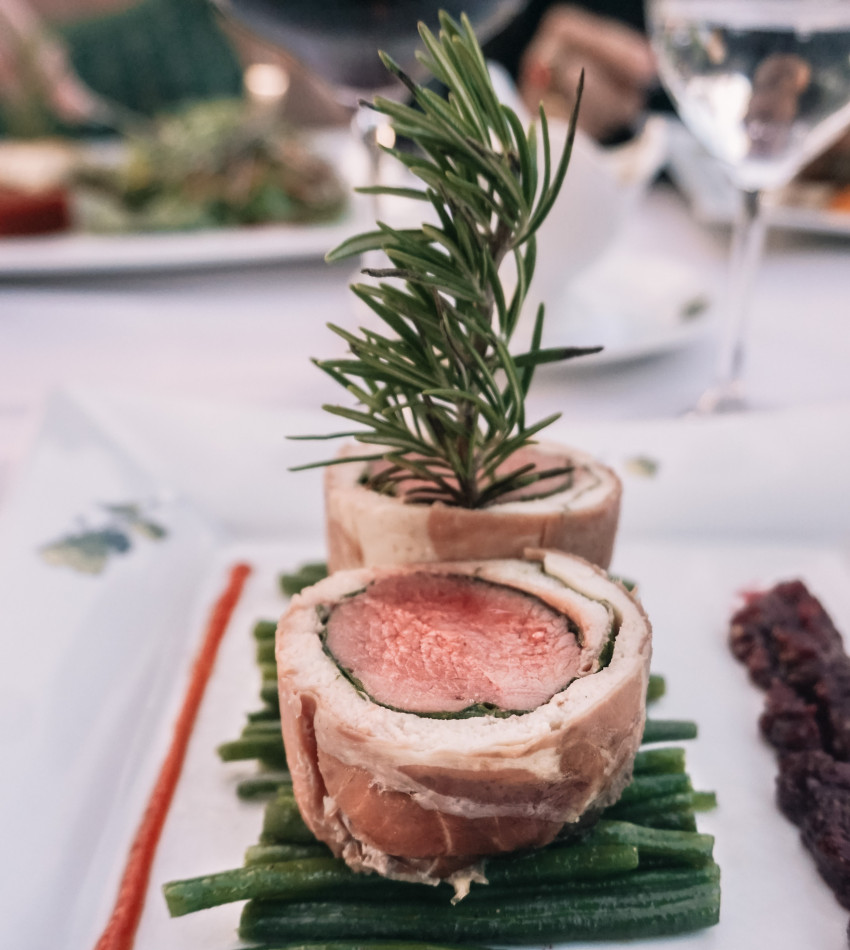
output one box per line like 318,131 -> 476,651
297,12 -> 599,508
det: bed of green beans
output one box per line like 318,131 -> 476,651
163,569 -> 720,946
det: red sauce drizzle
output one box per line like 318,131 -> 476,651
93,562 -> 252,950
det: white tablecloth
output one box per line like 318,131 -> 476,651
1,175 -> 850,950
1,182 -> 848,506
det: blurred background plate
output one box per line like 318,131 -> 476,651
0,128 -> 376,278
539,246 -> 716,368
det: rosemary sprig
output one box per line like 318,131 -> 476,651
295,11 -> 599,508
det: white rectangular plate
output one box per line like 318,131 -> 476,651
2,389 -> 850,948
0,130 -> 375,278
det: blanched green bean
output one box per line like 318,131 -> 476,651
239,867 -> 721,944
590,819 -> 714,867
236,770 -> 291,800
245,842 -> 332,865
262,789 -> 315,843
253,619 -> 278,641
217,736 -> 287,768
632,746 -> 686,775
642,719 -> 698,744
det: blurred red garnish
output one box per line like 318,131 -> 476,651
0,185 -> 71,236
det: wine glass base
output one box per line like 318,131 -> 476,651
687,380 -> 749,416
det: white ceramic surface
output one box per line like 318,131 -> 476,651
2,390 -> 850,948
539,244 -> 715,367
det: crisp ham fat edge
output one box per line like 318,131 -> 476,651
276,551 -> 652,890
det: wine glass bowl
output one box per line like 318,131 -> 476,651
647,0 -> 850,412
213,0 -> 526,103
213,0 -> 529,288
652,1 -> 850,190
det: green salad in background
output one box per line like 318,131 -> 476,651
72,99 -> 348,233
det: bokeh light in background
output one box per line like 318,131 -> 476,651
244,62 -> 291,103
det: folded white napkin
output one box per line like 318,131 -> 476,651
486,62 -> 670,330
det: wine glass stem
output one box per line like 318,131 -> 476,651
352,106 -> 389,271
710,189 -> 767,405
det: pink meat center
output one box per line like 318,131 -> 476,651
325,572 -> 581,713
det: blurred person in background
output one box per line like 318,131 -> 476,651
15,0 -> 844,168
496,2 -> 850,169
486,1 -> 658,142
0,0 -> 655,141
0,0 -> 347,136
0,0 -> 243,134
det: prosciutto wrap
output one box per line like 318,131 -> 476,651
276,550 -> 652,889
324,441 -> 622,572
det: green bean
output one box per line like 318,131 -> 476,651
261,680 -> 280,707
607,791 -> 698,825
253,619 -> 278,641
255,944 -> 490,950
239,867 -> 720,943
692,790 -> 718,811
245,842 -> 332,865
650,811 -> 699,832
642,719 -> 698,744
528,862 -> 720,896
646,674 -> 666,703
632,746 -> 686,775
260,662 -> 278,682
253,943 -> 489,950
242,720 -> 284,738
246,706 -> 281,723
615,772 -> 692,806
280,562 -> 328,597
163,858 -> 388,917
483,843 -> 638,886
590,819 -> 714,867
236,771 -> 292,800
256,638 -> 276,664
262,789 -> 315,843
217,736 -> 287,768
610,574 -> 637,592
166,840 -> 646,918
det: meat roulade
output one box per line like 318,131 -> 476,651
275,549 -> 651,891
324,443 -> 622,573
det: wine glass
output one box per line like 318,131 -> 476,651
213,1 -> 526,188
646,0 -> 850,412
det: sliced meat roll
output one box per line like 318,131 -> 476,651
324,441 -> 622,572
276,550 -> 651,890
